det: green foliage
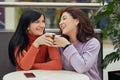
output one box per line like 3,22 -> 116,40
91,1 -> 115,28
102,52 -> 120,69
91,0 -> 120,69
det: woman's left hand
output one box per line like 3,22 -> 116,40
53,35 -> 70,47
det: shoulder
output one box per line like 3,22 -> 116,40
77,38 -> 100,46
88,38 -> 100,44
85,38 -> 100,48
76,38 -> 100,49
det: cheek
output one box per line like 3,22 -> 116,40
28,26 -> 37,34
66,24 -> 75,32
28,28 -> 36,34
67,26 -> 73,32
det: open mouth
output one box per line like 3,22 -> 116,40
61,26 -> 65,30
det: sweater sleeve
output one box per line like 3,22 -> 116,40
32,47 -> 62,70
15,45 -> 39,70
63,38 -> 100,73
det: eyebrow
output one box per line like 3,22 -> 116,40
62,15 -> 67,18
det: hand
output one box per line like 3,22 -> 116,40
53,35 -> 70,47
33,33 -> 54,48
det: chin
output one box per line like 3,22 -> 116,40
39,31 -> 44,35
62,31 -> 67,35
39,33 -> 43,36
35,33 -> 42,36
62,31 -> 65,35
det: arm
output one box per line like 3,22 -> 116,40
63,38 -> 100,73
15,45 -> 39,70
32,47 -> 62,70
15,33 -> 60,70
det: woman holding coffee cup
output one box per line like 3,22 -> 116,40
8,9 -> 62,71
53,7 -> 101,80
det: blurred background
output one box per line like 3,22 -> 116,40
0,0 -> 120,80
0,0 -> 100,30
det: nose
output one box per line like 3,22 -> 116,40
39,23 -> 45,28
59,20 -> 62,26
59,21 -> 63,29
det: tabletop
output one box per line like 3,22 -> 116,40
3,70 -> 89,80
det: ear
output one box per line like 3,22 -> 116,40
27,28 -> 29,31
75,19 -> 79,25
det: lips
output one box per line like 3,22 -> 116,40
60,25 -> 65,30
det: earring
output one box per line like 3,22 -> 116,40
27,28 -> 29,31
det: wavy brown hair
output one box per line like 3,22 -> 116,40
59,7 -> 95,43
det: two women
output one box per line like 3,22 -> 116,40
9,7 -> 101,80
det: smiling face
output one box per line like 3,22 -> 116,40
59,12 -> 79,36
27,15 -> 45,36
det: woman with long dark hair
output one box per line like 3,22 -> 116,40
53,7 -> 101,80
9,9 -> 62,71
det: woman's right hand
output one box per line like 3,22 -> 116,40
53,35 -> 70,48
33,33 -> 54,48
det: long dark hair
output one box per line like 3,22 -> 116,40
9,9 -> 44,66
59,7 -> 95,43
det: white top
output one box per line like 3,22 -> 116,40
3,70 -> 89,80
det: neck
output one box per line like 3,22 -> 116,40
69,35 -> 77,44
68,29 -> 77,44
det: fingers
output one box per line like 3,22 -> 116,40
42,33 -> 56,46
53,35 -> 62,46
53,35 -> 62,43
44,38 -> 54,46
52,44 -> 59,47
45,36 -> 53,43
36,33 -> 67,47
43,41 -> 53,46
43,34 -> 60,46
